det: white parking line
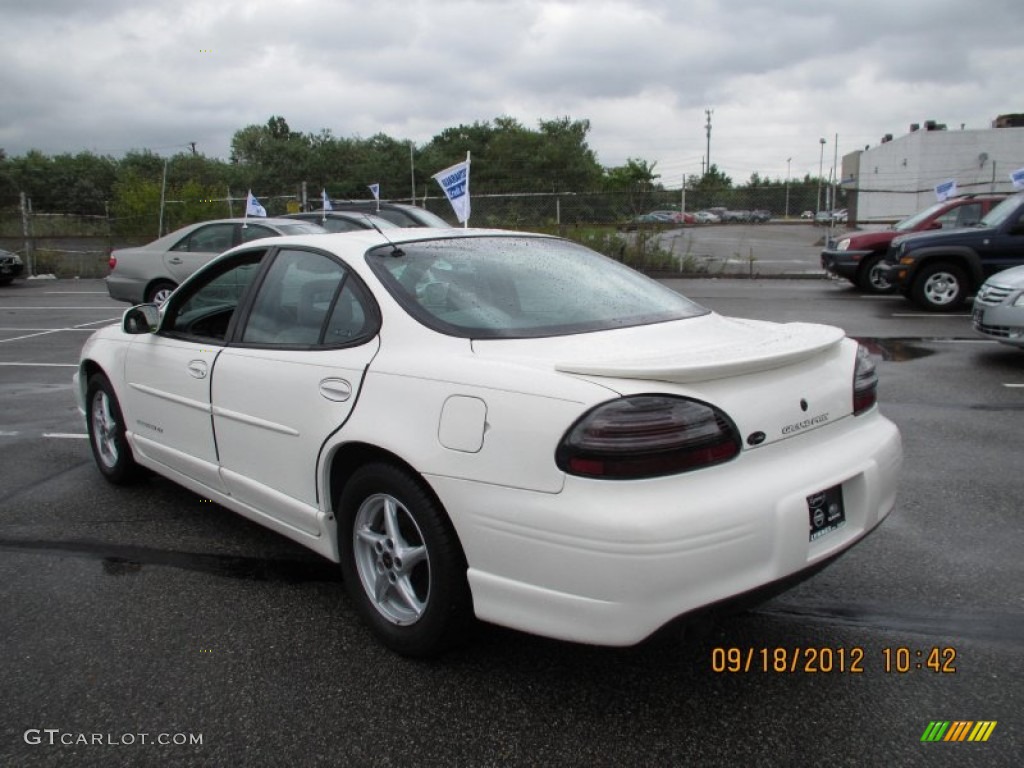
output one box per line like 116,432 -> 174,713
891,313 -> 970,318
1004,383 -> 1024,389
45,291 -> 109,295
0,362 -> 77,367
43,433 -> 88,439
0,328 -> 97,332
0,317 -> 116,343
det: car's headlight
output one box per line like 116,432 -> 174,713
836,239 -> 850,252
1013,293 -> 1024,308
556,395 -> 741,479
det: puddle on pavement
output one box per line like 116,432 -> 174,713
1,539 -> 341,584
853,338 -> 936,362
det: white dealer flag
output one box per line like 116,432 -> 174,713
1011,167 -> 1024,190
245,190 -> 267,218
322,189 -> 333,211
433,155 -> 470,225
934,179 -> 957,202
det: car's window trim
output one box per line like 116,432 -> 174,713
158,248 -> 271,344
225,245 -> 382,351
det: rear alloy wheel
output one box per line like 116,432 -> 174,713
146,280 -> 177,305
857,254 -> 895,294
86,374 -> 140,484
339,463 -> 472,657
911,262 -> 968,311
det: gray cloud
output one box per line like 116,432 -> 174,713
1,0 -> 1021,182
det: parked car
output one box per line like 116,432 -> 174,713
694,211 -> 720,224
0,247 -> 24,285
800,211 -> 814,220
284,210 -> 401,233
648,210 -> 695,226
76,228 -> 901,656
972,265 -> 1024,348
814,210 -> 846,225
881,192 -> 1024,311
821,195 -> 1005,294
326,201 -> 451,228
106,218 -> 328,304
750,210 -> 772,223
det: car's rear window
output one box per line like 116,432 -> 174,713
367,235 -> 707,338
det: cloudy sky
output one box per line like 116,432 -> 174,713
2,0 -> 1022,186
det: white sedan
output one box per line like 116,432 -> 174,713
75,229 -> 902,656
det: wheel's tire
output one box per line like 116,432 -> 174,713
338,463 -> 473,657
910,262 -> 969,311
857,253 -> 896,294
86,374 -> 141,485
146,280 -> 177,305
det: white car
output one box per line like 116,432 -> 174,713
75,229 -> 902,656
973,265 -> 1024,348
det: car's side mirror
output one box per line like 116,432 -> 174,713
122,304 -> 161,334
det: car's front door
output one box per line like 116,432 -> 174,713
210,248 -> 381,536
123,251 -> 266,492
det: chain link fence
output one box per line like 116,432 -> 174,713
0,186 -> 829,278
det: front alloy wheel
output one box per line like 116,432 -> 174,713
86,374 -> 140,484
339,463 -> 472,656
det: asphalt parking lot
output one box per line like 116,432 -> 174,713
1,276 -> 1021,767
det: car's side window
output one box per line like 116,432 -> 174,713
240,249 -> 375,347
240,224 -> 276,243
171,223 -> 236,253
955,204 -> 982,227
162,252 -> 266,342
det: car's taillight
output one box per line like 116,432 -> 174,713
108,255 -> 117,271
556,395 -> 741,480
853,344 -> 878,415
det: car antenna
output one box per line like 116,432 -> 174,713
359,214 -> 404,257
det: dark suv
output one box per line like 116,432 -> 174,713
821,195 -> 1005,293
880,192 -> 1024,311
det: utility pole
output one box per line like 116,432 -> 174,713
785,158 -> 791,219
705,109 -> 714,173
410,142 -> 416,205
816,138 -> 826,215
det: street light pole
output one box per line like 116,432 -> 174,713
816,138 -> 826,215
785,157 -> 791,219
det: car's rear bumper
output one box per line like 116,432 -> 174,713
105,275 -> 143,304
432,410 -> 902,646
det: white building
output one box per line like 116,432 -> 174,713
841,117 -> 1024,223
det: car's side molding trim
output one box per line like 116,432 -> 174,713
212,406 -> 301,437
128,382 -> 211,414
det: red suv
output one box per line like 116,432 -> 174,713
821,195 -> 1005,293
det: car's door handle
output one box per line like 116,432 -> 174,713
319,378 -> 352,402
168,257 -> 183,265
187,360 -> 209,379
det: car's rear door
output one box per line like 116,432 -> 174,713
164,222 -> 237,283
210,247 -> 381,536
